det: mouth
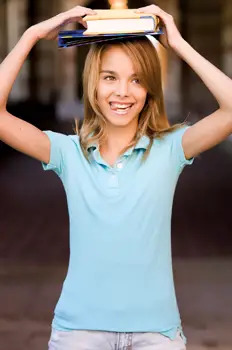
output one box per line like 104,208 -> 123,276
109,102 -> 134,115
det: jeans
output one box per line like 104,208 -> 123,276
48,328 -> 186,350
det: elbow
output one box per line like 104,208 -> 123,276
0,105 -> 7,114
220,108 -> 232,133
0,107 -> 7,126
0,96 -> 7,112
219,103 -> 232,114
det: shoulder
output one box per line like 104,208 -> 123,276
44,131 -> 80,147
154,125 -> 193,167
68,133 -> 80,145
153,125 -> 190,150
162,125 -> 190,142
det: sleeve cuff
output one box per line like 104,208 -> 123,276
41,130 -> 62,174
179,126 -> 194,167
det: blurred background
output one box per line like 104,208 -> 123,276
0,0 -> 232,349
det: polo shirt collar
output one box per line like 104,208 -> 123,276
87,135 -> 150,155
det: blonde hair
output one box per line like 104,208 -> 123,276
75,37 -> 185,162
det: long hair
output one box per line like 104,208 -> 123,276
75,37 -> 184,162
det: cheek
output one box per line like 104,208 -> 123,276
96,85 -> 110,113
97,82 -> 111,100
135,90 -> 147,107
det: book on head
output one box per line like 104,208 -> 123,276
58,30 -> 163,48
83,9 -> 160,35
58,9 -> 162,48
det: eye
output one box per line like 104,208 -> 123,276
132,78 -> 140,84
103,75 -> 116,81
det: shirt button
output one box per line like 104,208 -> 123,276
116,162 -> 123,169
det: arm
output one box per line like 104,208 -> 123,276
136,5 -> 232,159
0,6 -> 96,164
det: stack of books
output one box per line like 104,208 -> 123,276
58,9 -> 162,48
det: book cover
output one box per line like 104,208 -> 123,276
58,29 -> 163,48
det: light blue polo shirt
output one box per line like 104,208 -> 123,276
42,125 -> 193,343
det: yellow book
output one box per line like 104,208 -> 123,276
83,9 -> 160,36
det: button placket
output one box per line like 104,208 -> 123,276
115,155 -> 127,171
116,162 -> 123,169
107,155 -> 128,188
108,169 -> 119,188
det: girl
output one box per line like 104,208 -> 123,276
0,4 -> 232,350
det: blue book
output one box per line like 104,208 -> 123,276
58,29 -> 163,48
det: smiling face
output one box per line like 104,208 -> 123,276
96,46 -> 147,130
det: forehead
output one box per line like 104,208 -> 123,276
100,46 -> 136,74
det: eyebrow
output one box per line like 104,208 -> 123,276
100,70 -> 137,77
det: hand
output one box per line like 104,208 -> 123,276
29,6 -> 97,41
135,4 -> 183,50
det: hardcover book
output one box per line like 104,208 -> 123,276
83,9 -> 160,35
58,9 -> 162,48
58,30 -> 163,48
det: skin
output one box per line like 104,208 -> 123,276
97,46 -> 147,160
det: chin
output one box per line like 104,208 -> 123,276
106,116 -> 138,128
102,109 -> 140,127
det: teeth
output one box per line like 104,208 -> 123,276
110,103 -> 133,109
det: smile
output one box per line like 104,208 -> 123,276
109,102 -> 134,115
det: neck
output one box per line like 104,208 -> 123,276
101,123 -> 138,155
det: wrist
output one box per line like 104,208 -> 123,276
170,37 -> 188,55
23,25 -> 41,44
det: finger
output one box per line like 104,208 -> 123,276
135,6 -> 155,13
68,10 -> 97,21
157,34 -> 168,49
79,18 -> 88,28
63,16 -> 88,28
155,20 -> 168,48
135,5 -> 171,21
72,6 -> 97,16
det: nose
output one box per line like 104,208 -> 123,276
115,80 -> 129,97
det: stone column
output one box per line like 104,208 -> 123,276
222,0 -> 232,77
0,0 -> 7,62
222,1 -> 232,144
6,0 -> 29,102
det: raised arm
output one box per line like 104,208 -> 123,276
136,5 -> 232,159
0,6 -> 96,164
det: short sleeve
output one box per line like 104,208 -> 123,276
171,126 -> 194,168
41,130 -> 70,176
